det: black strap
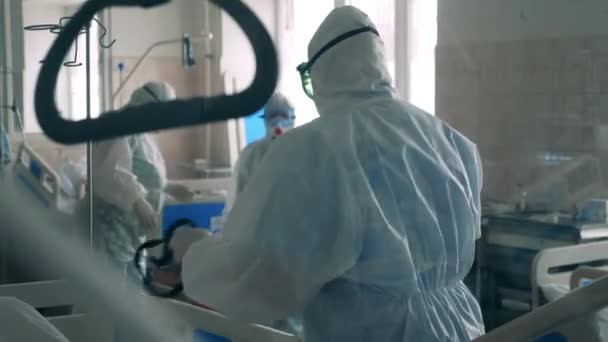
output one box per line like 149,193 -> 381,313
142,85 -> 162,103
302,26 -> 380,72
133,218 -> 195,298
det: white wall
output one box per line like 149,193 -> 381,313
22,2 -> 102,131
109,1 -> 218,105
110,1 -> 219,57
22,2 -> 70,132
439,0 -> 608,43
110,1 -> 185,57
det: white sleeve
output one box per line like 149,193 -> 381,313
447,127 -> 483,240
224,145 -> 255,215
223,157 -> 242,215
182,137 -> 363,323
92,138 -> 147,211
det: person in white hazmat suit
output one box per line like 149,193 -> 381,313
224,93 -> 296,213
182,6 -> 485,341
224,93 -> 301,336
92,81 -> 175,279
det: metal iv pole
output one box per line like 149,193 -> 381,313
85,20 -> 94,254
23,16 -> 115,253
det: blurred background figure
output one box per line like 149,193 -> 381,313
223,92 -> 301,336
91,81 -> 175,280
224,92 -> 296,213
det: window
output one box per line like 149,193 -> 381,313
408,0 -> 437,114
279,0 -> 396,125
278,0 -> 335,126
347,0 -> 396,83
277,0 -> 437,121
343,0 -> 437,114
66,22 -> 101,121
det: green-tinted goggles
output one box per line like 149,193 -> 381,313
296,64 -> 314,98
296,26 -> 379,99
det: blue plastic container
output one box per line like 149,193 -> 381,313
161,202 -> 225,236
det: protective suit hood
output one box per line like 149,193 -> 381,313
129,81 -> 176,107
308,6 -> 394,116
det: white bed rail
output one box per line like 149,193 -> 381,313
149,298 -> 301,342
0,280 -> 113,342
13,143 -> 61,209
532,241 -> 608,308
477,272 -> 608,341
0,280 -> 78,309
48,313 -> 113,342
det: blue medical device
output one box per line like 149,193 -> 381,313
161,202 -> 225,236
244,108 -> 265,145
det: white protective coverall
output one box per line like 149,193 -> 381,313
224,93 -> 295,213
224,138 -> 272,214
183,6 -> 484,342
92,81 -> 173,272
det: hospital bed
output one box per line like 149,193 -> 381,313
13,141 -> 228,224
125,272 -> 300,341
3,144 -> 86,284
474,241 -> 608,341
475,277 -> 608,341
0,280 -> 113,342
11,142 -> 227,238
0,279 -> 299,342
570,266 -> 608,289
531,240 -> 608,309
476,213 -> 608,329
8,144 -> 84,256
13,143 -> 81,214
150,298 -> 301,342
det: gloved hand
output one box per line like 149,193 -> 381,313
133,197 -> 158,234
169,228 -> 211,262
